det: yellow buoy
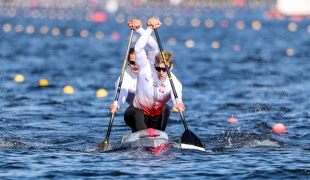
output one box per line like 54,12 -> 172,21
96,88 -> 108,98
63,85 -> 74,94
14,74 -> 25,83
172,105 -> 179,112
39,79 -> 49,87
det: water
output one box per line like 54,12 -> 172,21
1,3 -> 310,179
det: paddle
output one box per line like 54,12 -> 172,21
96,29 -> 134,152
153,28 -> 205,151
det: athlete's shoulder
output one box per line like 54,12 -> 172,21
170,72 -> 182,87
170,72 -> 179,80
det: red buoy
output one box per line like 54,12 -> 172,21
272,123 -> 286,134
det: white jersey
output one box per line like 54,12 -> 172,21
115,67 -> 137,107
115,27 -> 158,108
133,28 -> 182,116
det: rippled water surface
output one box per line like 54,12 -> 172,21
1,4 -> 310,179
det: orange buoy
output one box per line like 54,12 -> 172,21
111,32 -> 120,41
272,123 -> 286,134
228,117 -> 238,123
91,12 -> 107,23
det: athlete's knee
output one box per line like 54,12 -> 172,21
124,106 -> 143,118
124,107 -> 145,132
160,104 -> 170,131
162,104 -> 170,117
124,106 -> 140,125
162,104 -> 170,112
132,108 -> 144,119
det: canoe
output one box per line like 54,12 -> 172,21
121,128 -> 206,155
121,128 -> 178,155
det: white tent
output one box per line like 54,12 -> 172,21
277,0 -> 310,15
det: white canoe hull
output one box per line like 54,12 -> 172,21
122,128 -> 170,148
121,128 -> 173,155
121,128 -> 205,152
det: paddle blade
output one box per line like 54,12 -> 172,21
181,129 -> 205,151
95,141 -> 113,152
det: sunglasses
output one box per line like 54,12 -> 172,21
154,66 -> 170,72
128,60 -> 136,65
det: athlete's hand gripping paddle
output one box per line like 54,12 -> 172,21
96,29 -> 134,152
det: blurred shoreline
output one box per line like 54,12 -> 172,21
0,0 -> 276,9
2,0 -> 309,24
0,0 -> 291,25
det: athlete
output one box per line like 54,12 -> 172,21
108,47 -> 137,114
109,19 -> 155,113
109,19 -> 171,131
124,17 -> 185,133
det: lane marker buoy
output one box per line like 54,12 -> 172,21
272,123 -> 286,134
63,85 -> 74,94
96,88 -> 108,98
39,79 -> 49,87
228,116 -> 238,123
14,74 -> 25,83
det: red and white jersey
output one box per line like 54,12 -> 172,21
114,27 -> 158,108
133,28 -> 183,116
